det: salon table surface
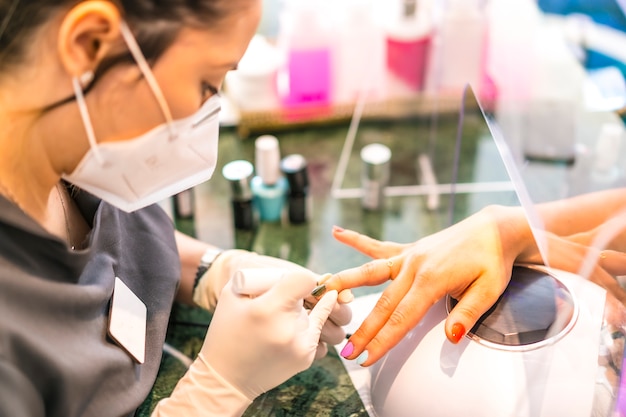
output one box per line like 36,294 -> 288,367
137,99 -> 625,416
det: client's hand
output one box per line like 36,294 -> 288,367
518,230 -> 626,305
193,249 -> 353,356
321,205 -> 533,366
152,270 -> 338,417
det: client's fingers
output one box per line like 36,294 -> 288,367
338,289 -> 355,304
598,249 -> 626,277
319,273 -> 354,304
339,271 -> 414,364
332,226 -> 405,259
323,257 -> 402,295
444,277 -> 507,345
350,285 -> 433,366
587,264 -> 626,305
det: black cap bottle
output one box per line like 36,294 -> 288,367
222,160 -> 255,230
280,154 -> 310,224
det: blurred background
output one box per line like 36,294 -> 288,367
220,0 -> 626,138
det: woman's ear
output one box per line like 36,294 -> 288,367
57,1 -> 122,78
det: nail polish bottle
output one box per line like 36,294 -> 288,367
360,143 -> 391,211
222,160 -> 255,230
276,0 -> 334,108
280,154 -> 310,224
251,135 -> 288,222
385,0 -> 433,92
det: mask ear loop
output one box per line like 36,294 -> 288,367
73,74 -> 105,165
118,21 -> 176,138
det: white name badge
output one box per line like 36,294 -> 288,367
108,277 -> 147,364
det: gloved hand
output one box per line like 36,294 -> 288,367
152,270 -> 338,417
193,249 -> 353,352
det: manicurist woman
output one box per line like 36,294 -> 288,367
0,1 -> 351,416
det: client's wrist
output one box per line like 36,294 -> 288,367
486,205 -> 535,262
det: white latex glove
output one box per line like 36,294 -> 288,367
152,270 -> 338,417
193,249 -> 353,349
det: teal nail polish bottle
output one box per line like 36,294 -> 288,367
251,135 -> 288,222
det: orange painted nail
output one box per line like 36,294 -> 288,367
450,323 -> 466,343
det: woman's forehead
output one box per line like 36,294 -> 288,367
168,7 -> 260,65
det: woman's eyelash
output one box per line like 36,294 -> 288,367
202,82 -> 219,97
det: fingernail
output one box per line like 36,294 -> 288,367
333,225 -> 345,233
340,341 -> 354,358
311,284 -> 327,298
318,273 -> 332,285
451,323 -> 466,344
339,290 -> 354,304
356,350 -> 369,366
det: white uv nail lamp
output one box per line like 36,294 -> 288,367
363,86 -> 626,417
368,263 -> 626,417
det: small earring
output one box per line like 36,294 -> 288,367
78,70 -> 94,87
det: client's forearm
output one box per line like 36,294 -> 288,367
534,188 -> 626,237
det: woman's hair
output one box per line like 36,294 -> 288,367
0,0 -> 244,75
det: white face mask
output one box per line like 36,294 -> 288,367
62,21 -> 221,213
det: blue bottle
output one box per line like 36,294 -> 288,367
251,135 -> 288,222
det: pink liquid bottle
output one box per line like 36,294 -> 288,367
385,0 -> 433,93
277,0 -> 334,109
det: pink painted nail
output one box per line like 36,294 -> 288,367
340,341 -> 354,358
